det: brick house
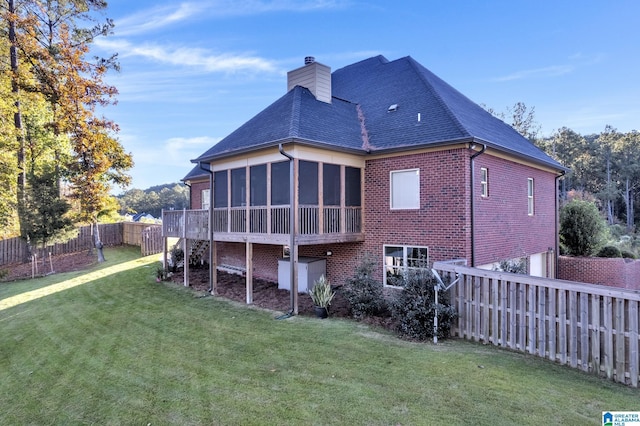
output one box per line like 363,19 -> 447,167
168,55 -> 566,312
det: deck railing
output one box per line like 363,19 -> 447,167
164,205 -> 361,239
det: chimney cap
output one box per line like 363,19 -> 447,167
304,56 -> 315,65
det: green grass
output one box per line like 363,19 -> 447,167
1,246 -> 638,425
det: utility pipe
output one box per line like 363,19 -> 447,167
279,143 -> 297,316
469,143 -> 487,267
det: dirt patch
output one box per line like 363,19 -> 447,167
0,251 -> 98,282
169,265 -> 354,318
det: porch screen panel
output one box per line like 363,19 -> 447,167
231,167 -> 246,207
323,163 -> 340,205
345,166 -> 361,206
213,170 -> 228,208
299,160 -> 318,205
250,164 -> 267,206
271,161 -> 289,205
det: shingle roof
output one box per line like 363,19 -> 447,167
192,55 -> 565,171
182,165 -> 209,182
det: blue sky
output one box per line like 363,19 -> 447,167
93,0 -> 640,191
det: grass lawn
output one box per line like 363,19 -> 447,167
1,246 -> 638,425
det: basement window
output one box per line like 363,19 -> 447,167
383,245 -> 429,287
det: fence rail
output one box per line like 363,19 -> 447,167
434,261 -> 640,387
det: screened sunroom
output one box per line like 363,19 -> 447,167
163,150 -> 365,246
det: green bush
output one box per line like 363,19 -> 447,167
342,254 -> 387,320
389,269 -> 456,341
559,200 -> 607,256
621,250 -> 636,259
169,244 -> 184,273
597,245 -> 622,258
495,258 -> 527,274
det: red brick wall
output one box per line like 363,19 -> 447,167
362,149 -> 472,280
190,181 -> 209,209
473,155 -> 558,265
214,241 -> 364,286
558,256 -> 640,290
207,149 -> 560,287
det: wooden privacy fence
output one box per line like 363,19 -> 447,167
0,222 -> 164,265
434,261 -> 640,387
0,223 -> 123,266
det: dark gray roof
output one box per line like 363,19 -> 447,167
192,55 -> 565,171
182,165 -> 209,182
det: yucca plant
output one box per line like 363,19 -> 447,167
309,275 -> 335,308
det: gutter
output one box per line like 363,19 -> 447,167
198,161 -> 215,293
469,143 -> 487,267
278,143 -> 297,317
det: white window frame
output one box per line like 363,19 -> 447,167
383,244 -> 429,287
527,178 -> 534,216
390,168 -> 420,210
201,189 -> 210,210
480,167 -> 488,197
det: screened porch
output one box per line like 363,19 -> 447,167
163,158 -> 364,245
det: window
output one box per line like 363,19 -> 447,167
271,161 -> 290,205
345,166 -> 361,207
480,167 -> 488,197
323,163 -> 340,206
390,169 -> 420,209
250,164 -> 267,206
383,245 -> 429,287
214,170 -> 228,208
299,160 -> 318,205
527,178 -> 534,215
231,168 -> 246,207
201,189 -> 210,210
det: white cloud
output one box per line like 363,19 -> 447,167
113,1 -> 348,36
95,38 -> 279,74
493,65 -> 573,82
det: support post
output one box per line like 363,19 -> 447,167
246,242 -> 253,304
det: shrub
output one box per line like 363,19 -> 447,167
621,250 -> 636,259
495,258 -> 527,274
342,254 -> 387,320
169,243 -> 184,273
559,199 -> 607,256
597,245 -> 622,258
389,269 -> 456,341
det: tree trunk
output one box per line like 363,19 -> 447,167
9,0 -> 29,261
625,178 -> 634,232
93,222 -> 105,262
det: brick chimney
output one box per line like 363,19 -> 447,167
287,56 -> 331,103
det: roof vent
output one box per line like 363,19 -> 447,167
304,56 -> 315,65
388,104 -> 398,112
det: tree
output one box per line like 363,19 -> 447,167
4,0 -> 132,261
611,129 -> 640,231
484,101 -> 541,143
21,167 -> 74,265
559,199 -> 607,256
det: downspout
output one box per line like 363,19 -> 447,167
183,180 -> 192,208
199,162 -> 215,293
469,143 -> 487,267
554,171 -> 566,278
278,143 -> 297,317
